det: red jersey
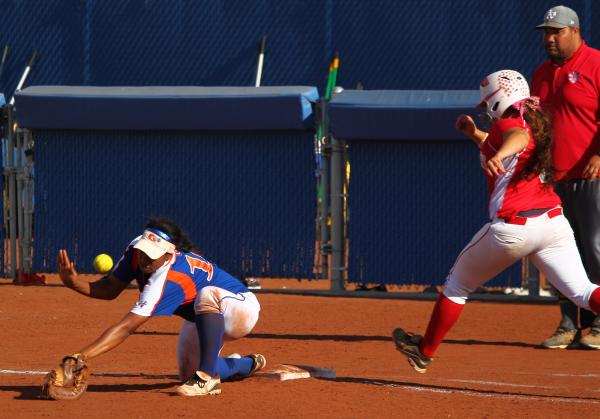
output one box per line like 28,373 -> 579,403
531,42 -> 600,180
480,118 -> 560,221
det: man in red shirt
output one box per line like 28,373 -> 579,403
532,5 -> 600,350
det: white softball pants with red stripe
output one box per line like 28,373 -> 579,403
444,212 -> 600,309
176,287 -> 260,381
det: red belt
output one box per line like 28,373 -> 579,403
503,207 -> 563,225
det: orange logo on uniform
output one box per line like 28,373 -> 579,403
146,232 -> 161,243
185,255 -> 214,281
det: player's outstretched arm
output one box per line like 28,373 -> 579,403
455,114 -> 488,147
485,128 -> 530,177
57,249 -> 128,299
78,312 -> 150,361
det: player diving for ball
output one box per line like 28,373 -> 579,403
392,70 -> 600,373
56,217 -> 265,396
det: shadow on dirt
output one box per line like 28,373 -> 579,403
1,381 -> 179,400
324,376 -> 600,403
134,330 -> 542,348
248,333 -> 540,348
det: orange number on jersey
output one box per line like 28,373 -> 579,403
185,255 -> 214,281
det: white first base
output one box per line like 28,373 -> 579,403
258,364 -> 336,381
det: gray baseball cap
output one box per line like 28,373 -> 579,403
536,5 -> 579,29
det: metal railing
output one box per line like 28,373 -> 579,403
2,104 -> 34,279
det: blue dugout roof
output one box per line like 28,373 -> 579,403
15,86 -> 319,130
329,90 -> 481,140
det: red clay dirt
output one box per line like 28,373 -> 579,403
1,275 -> 598,418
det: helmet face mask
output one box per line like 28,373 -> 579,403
478,70 -> 530,120
477,111 -> 493,130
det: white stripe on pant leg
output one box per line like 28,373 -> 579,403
444,222 -> 527,304
446,224 -> 491,281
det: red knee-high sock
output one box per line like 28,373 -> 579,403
420,294 -> 465,358
589,288 -> 600,314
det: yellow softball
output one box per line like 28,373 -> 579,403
93,253 -> 114,273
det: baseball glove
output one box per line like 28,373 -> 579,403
41,353 -> 89,400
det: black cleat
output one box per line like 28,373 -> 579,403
392,328 -> 432,373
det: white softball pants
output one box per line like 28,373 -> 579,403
177,287 -> 260,381
444,211 -> 600,309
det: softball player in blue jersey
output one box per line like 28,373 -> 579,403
56,217 -> 265,397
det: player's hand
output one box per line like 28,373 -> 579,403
455,114 -> 477,137
57,249 -> 78,288
583,155 -> 600,179
485,155 -> 506,177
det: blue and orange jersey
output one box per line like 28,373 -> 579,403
112,236 -> 248,318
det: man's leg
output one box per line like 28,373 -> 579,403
573,180 -> 600,280
579,315 -> 600,349
575,180 -> 600,349
540,292 -> 580,349
531,213 -> 600,349
580,306 -> 597,329
541,181 -> 585,348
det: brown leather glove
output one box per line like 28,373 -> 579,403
41,353 -> 89,400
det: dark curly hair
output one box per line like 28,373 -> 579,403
504,105 -> 555,187
144,217 -> 197,253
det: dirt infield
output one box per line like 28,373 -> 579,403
1,275 -> 598,418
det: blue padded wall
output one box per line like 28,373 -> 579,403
33,130 -> 315,277
346,140 -> 521,287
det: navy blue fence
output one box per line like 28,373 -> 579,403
0,1 -> 598,98
33,129 -> 316,277
346,140 -> 521,287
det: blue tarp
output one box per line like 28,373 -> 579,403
15,86 -> 319,130
329,90 -> 480,140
